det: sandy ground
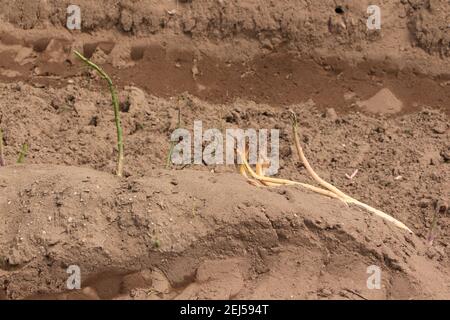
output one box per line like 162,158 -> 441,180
0,0 -> 449,299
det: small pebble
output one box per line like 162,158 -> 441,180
325,108 -> 338,122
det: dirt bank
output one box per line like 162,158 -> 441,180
0,165 -> 449,300
0,82 -> 449,299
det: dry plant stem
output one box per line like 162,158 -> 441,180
290,112 -> 413,234
427,204 -> 444,246
238,151 -> 341,199
0,128 -> 5,166
291,112 -> 350,201
74,50 -> 124,177
17,143 -> 28,164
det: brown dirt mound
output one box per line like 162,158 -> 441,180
0,0 -> 449,301
0,165 -> 449,300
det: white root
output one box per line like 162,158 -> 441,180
289,111 -> 413,234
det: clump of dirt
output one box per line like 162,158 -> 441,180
408,0 -> 450,57
357,88 -> 404,114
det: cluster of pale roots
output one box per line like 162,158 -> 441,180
238,111 -> 413,234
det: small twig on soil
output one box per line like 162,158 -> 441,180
0,128 -> 5,166
17,143 -> 28,164
344,288 -> 368,300
166,101 -> 182,169
290,111 -> 349,200
345,169 -> 359,180
74,50 -> 124,177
